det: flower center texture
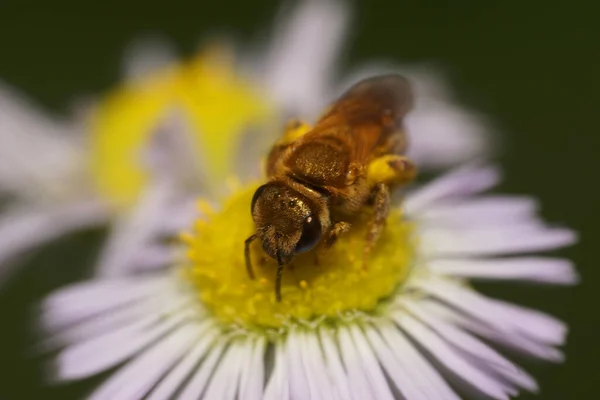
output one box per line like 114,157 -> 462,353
89,45 -> 273,207
181,184 -> 415,331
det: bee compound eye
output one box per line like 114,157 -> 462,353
295,215 -> 322,253
251,184 -> 268,212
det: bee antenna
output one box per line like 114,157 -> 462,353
275,252 -> 285,302
244,234 -> 257,280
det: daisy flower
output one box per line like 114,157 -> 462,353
38,164 -> 577,398
0,0 -> 491,280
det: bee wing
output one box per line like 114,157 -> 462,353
314,74 -> 414,162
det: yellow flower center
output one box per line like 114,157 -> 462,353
181,184 -> 415,331
88,44 -> 274,207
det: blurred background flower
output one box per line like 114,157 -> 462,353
0,0 -> 594,399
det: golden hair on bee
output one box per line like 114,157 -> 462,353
246,74 -> 417,301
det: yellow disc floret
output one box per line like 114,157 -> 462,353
182,184 -> 415,331
89,44 -> 273,207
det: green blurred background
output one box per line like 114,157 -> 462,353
0,0 -> 597,398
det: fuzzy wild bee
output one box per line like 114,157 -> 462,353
245,74 -> 417,301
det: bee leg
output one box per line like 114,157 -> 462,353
315,221 -> 352,265
363,183 -> 390,269
325,221 -> 352,248
367,155 -> 416,187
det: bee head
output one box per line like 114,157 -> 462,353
250,182 -> 323,262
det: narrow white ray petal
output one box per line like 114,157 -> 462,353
202,341 -> 246,400
177,343 -> 226,400
410,300 -> 539,392
338,327 -> 376,400
413,277 -> 567,345
263,341 -> 290,400
42,289 -> 190,349
238,337 -> 266,400
298,331 -> 336,400
87,323 -> 200,400
261,0 -> 350,118
404,165 -> 501,214
319,328 -> 354,400
364,324 -> 429,399
0,81 -> 84,199
95,179 -> 176,277
393,312 -> 511,400
42,275 -> 170,330
130,245 -> 179,272
0,201 -> 108,282
156,197 -> 198,235
378,323 -> 460,400
347,325 -> 394,400
54,307 -> 192,380
423,299 -> 564,362
121,35 -> 177,81
402,299 -> 538,392
405,102 -> 492,168
428,257 -> 579,284
285,332 -> 315,400
147,325 -> 218,400
417,196 -> 538,228
419,224 -> 577,257
493,299 -> 568,344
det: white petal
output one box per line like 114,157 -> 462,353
404,165 -> 501,214
87,322 -> 200,400
427,257 -> 579,284
377,323 -> 460,400
420,299 -> 564,362
337,327 -> 377,400
319,328 -> 354,400
363,325 -> 428,399
297,331 -> 337,400
53,307 -> 192,381
286,332 -> 316,400
416,196 -> 538,228
177,343 -> 226,399
0,81 -> 85,200
156,197 -> 198,234
41,289 -> 193,350
42,275 -> 170,330
238,337 -> 266,400
0,201 -> 108,283
405,103 -> 492,168
347,325 -> 394,400
419,223 -> 576,257
130,245 -> 179,272
402,299 -> 538,392
95,179 -> 177,277
202,340 -> 246,400
147,326 -> 219,400
263,341 -> 290,400
413,277 -> 567,346
260,0 -> 350,119
393,312 -> 511,400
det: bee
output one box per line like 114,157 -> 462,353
245,74 -> 417,301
